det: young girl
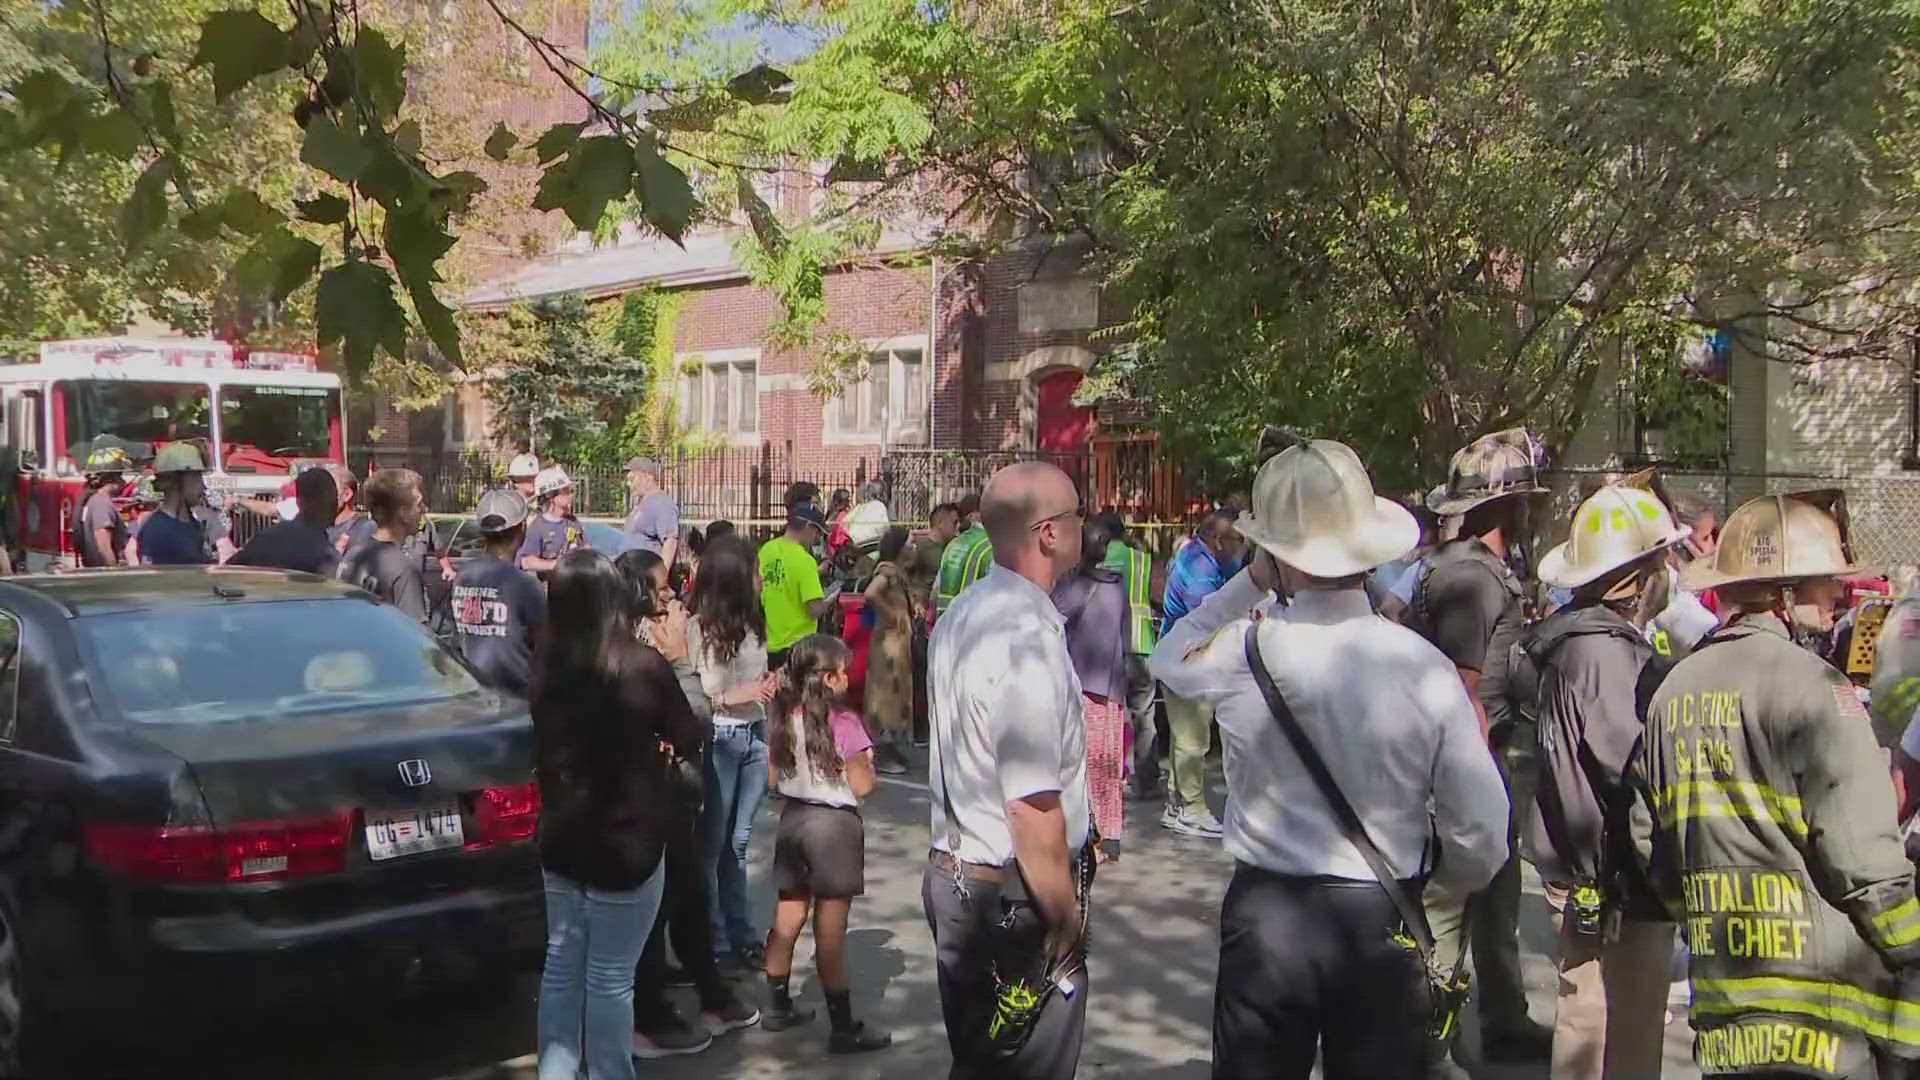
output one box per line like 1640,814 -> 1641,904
761,633 -> 892,1054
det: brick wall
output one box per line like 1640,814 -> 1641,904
969,240 -> 1115,450
674,263 -> 937,482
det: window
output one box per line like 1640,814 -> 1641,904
443,384 -> 489,450
218,385 -> 342,472
827,343 -> 928,442
677,353 -> 758,436
0,611 -> 19,743
59,380 -> 212,467
74,599 -> 482,726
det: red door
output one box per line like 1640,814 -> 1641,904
1036,370 -> 1093,453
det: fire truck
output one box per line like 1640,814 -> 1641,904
0,337 -> 344,569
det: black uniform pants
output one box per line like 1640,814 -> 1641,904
634,809 -> 730,1022
921,861 -> 1086,1080
1213,864 -> 1428,1080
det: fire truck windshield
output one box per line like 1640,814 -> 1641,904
218,385 -> 339,472
61,380 -> 211,466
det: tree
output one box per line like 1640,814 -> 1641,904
0,0 -> 777,377
472,292 -> 651,461
599,0 -> 1920,488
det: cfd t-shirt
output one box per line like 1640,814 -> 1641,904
452,555 -> 546,698
339,539 -> 428,623
759,535 -> 825,652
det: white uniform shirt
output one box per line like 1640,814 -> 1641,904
928,563 -> 1090,865
1149,569 -> 1508,890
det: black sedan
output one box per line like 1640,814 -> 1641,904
0,569 -> 542,1073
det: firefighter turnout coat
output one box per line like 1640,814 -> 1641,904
1630,612 -> 1920,1077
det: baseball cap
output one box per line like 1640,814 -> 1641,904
624,456 -> 662,476
789,503 -> 828,531
477,488 -> 530,534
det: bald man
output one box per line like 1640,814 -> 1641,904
925,462 -> 1093,1080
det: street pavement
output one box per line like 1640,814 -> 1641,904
122,764 -> 1703,1079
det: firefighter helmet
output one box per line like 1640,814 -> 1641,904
82,445 -> 132,475
1680,489 -> 1861,591
1426,428 -> 1550,516
152,442 -> 206,475
1538,483 -> 1692,590
534,465 -> 572,499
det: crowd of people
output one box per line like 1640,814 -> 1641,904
51,430 -> 1920,1080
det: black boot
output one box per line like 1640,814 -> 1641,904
825,990 -> 891,1054
762,974 -> 814,1031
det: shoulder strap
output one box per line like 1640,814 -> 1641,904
1241,623 -> 1435,958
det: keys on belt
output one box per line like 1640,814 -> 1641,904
930,848 -> 1004,882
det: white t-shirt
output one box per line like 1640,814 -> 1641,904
687,618 -> 768,725
928,564 -> 1089,865
844,499 -> 890,547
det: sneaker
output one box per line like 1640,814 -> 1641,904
1162,806 -> 1223,838
762,1003 -> 816,1032
702,997 -> 762,1034
1188,808 -> 1225,837
828,1021 -> 893,1054
633,1014 -> 715,1059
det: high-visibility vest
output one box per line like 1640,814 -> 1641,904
1101,540 -> 1155,655
934,524 -> 992,618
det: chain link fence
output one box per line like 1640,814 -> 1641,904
1542,467 -> 1920,577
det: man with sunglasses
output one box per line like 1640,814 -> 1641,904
926,462 -> 1093,1080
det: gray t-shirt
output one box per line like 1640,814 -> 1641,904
625,490 -> 679,555
516,513 -> 586,568
452,554 -> 546,698
338,539 -> 427,622
74,488 -> 126,567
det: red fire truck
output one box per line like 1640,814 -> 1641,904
0,337 -> 344,569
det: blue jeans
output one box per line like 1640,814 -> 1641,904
537,866 -> 664,1080
703,722 -> 768,957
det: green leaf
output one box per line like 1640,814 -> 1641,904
648,97 -> 735,133
118,156 -> 171,254
300,114 -> 371,182
351,28 -> 408,123
735,171 -> 784,254
483,122 -> 517,161
178,204 -> 225,241
218,190 -> 284,236
390,119 -> 422,159
385,209 -> 456,281
633,134 -> 695,243
191,10 -> 294,103
295,193 -> 350,224
435,171 -> 488,216
726,64 -> 793,106
555,135 -> 633,232
82,110 -> 143,160
357,143 -> 430,209
150,81 -> 179,146
315,260 -> 408,375
232,228 -> 321,302
533,121 -> 584,164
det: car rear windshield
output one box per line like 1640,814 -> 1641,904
74,598 -> 484,725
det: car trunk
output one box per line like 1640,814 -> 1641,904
111,695 -> 537,917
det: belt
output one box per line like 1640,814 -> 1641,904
929,849 -> 1003,882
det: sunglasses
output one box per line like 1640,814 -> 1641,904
1029,504 -> 1086,532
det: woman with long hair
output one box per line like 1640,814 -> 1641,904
1053,519 -> 1131,859
861,525 -> 914,774
761,633 -> 890,1052
613,550 -> 761,1054
685,533 -> 777,969
533,550 -> 703,1080
825,487 -> 853,555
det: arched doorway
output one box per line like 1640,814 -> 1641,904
1035,369 -> 1093,453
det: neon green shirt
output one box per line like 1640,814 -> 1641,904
759,535 -> 826,652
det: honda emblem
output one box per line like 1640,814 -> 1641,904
397,759 -> 432,787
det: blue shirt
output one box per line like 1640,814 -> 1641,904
624,490 -> 678,554
516,513 -> 586,569
1161,538 -> 1241,634
137,508 -> 210,566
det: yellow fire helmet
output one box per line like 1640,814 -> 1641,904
1538,482 -> 1692,591
1680,489 -> 1862,592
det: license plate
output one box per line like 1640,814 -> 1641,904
364,805 -> 463,861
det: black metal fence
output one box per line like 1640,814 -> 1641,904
344,441 -> 1203,530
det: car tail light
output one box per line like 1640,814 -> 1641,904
84,811 -> 354,882
473,782 -> 540,846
